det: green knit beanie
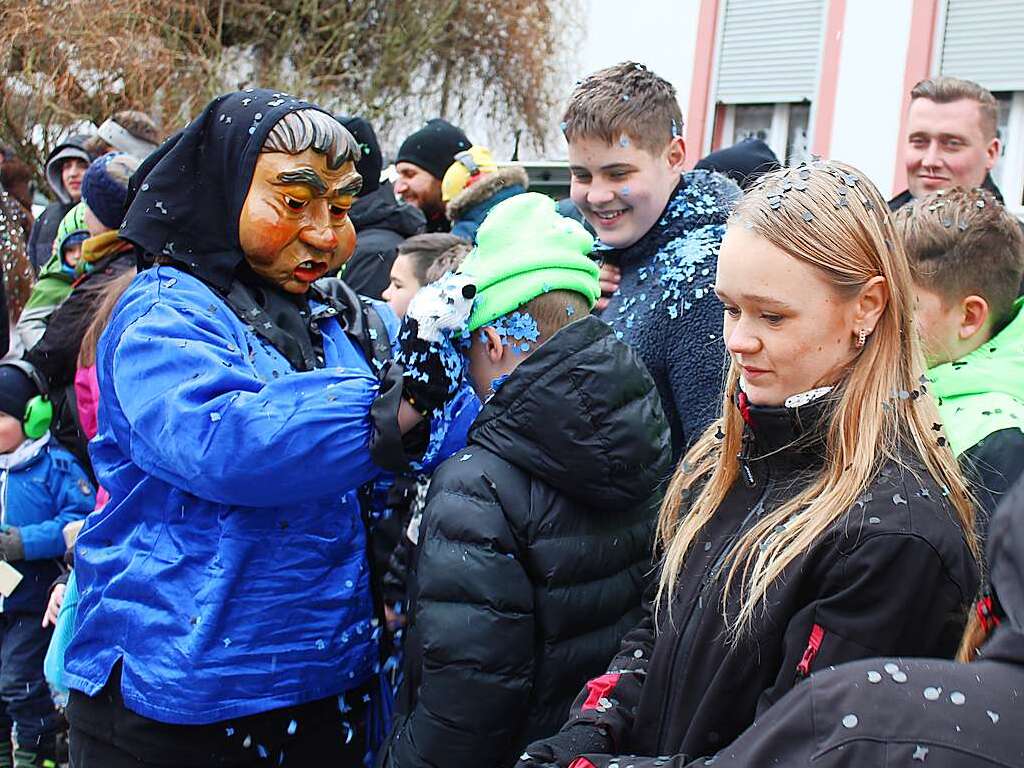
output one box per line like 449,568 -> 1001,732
461,192 -> 598,332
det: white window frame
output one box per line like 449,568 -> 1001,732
717,103 -> 807,166
995,92 -> 1024,217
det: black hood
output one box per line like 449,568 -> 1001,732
469,315 -> 671,511
349,180 -> 424,236
695,137 -> 781,191
120,89 -> 346,291
988,474 -> 1024,630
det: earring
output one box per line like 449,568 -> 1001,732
856,328 -> 867,348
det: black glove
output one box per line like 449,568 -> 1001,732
516,724 -> 613,768
395,275 -> 476,416
0,527 -> 24,562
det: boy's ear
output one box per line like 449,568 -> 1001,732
482,326 -> 506,364
959,295 -> 991,341
665,136 -> 686,173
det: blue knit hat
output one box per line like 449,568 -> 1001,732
82,152 -> 138,230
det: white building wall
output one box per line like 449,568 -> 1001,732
826,0 -> 913,194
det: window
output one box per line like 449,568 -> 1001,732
715,103 -> 811,166
707,0 -> 825,164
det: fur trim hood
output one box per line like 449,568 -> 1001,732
446,165 -> 529,222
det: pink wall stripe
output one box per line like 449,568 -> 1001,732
685,0 -> 722,168
811,0 -> 848,157
892,0 -> 940,195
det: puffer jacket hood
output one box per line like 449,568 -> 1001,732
45,135 -> 93,203
927,297 -> 1024,456
470,314 -> 671,511
349,180 -> 424,236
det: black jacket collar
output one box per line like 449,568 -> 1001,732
736,388 -> 833,473
888,172 -> 1005,212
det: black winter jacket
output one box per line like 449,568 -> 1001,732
344,181 -> 425,299
383,316 -> 672,768
564,472 -> 1024,768
599,170 -> 740,458
520,393 -> 980,767
963,427 -> 1024,537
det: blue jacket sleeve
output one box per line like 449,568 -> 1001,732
20,452 -> 93,561
101,292 -> 387,508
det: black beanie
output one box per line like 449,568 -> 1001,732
337,116 -> 382,195
0,366 -> 37,422
396,119 -> 471,181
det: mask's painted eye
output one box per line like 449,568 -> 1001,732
329,203 -> 351,217
285,197 -> 306,210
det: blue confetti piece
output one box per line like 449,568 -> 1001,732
287,720 -> 298,735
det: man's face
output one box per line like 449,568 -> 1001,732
905,98 -> 1000,198
394,162 -> 443,219
62,158 -> 89,202
238,149 -> 361,294
568,135 -> 685,249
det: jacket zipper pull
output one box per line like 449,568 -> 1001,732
737,428 -> 755,487
796,623 -> 825,680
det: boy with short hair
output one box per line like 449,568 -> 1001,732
895,187 -> 1024,530
564,62 -> 740,457
0,361 -> 93,767
382,193 -> 671,768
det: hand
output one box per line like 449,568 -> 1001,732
397,274 -> 477,416
0,528 -> 24,562
43,582 -> 66,628
596,263 -> 621,313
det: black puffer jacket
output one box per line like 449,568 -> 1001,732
561,475 -> 1024,768
343,180 -> 425,299
520,392 -> 980,768
383,316 -> 672,768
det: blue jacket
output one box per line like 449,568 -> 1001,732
65,266 -> 469,725
599,170 -> 741,458
0,436 -> 93,613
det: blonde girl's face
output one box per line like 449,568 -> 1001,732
715,226 -> 861,407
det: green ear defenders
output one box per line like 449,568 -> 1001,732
1,360 -> 52,440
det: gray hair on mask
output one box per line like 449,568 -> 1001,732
262,110 -> 359,170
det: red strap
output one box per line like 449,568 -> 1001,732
581,672 -> 621,711
796,623 -> 825,678
977,595 -> 1001,633
569,759 -> 598,768
737,390 -> 753,426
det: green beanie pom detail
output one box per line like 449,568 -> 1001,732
460,192 -> 598,332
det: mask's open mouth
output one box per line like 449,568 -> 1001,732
293,259 -> 329,283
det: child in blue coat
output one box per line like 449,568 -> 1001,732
0,362 -> 93,767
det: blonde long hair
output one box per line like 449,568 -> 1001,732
656,161 -> 978,634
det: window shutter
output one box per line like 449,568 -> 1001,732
715,0 -> 827,104
938,0 -> 1024,91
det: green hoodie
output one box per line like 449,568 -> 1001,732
927,297 -> 1024,456
24,203 -> 86,312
